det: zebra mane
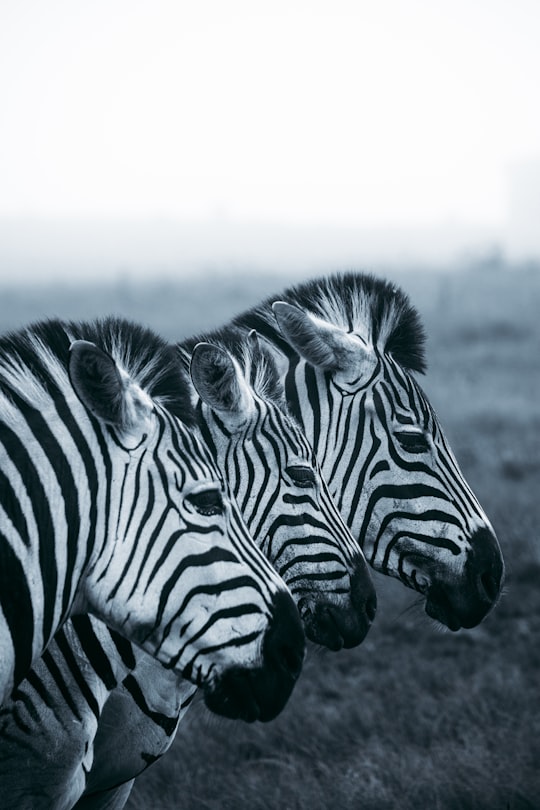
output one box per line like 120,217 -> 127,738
233,272 -> 427,374
180,326 -> 286,409
0,317 -> 195,425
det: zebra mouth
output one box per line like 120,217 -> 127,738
203,662 -> 299,723
299,598 -> 376,651
203,594 -> 304,723
424,527 -> 505,631
203,673 -> 262,722
425,587 -> 463,631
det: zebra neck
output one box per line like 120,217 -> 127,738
251,333 -> 329,453
0,424 -> 117,698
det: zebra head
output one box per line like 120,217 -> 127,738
66,327 -> 304,722
186,331 -> 376,651
265,273 -> 504,631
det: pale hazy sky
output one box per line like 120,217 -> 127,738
1,0 -> 539,227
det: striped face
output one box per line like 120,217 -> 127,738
188,340 -> 376,651
0,325 -> 304,720
69,346 -> 304,723
273,302 -> 504,631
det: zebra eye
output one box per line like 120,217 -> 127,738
394,430 -> 430,454
286,465 -> 316,487
186,488 -> 224,516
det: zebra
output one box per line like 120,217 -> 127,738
66,271 -> 505,809
70,273 -> 505,809
229,271 -> 505,630
0,326 -> 375,809
0,316 -> 305,718
185,330 -> 375,649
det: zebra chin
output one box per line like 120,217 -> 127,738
424,527 -> 505,631
203,592 -> 305,723
298,561 -> 377,651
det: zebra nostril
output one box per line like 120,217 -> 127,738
297,597 -> 314,623
278,641 -> 304,680
265,591 -> 305,680
480,571 -> 500,604
366,593 -> 377,624
467,527 -> 504,608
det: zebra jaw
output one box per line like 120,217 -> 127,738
297,591 -> 374,651
424,590 -> 464,632
385,527 -> 504,632
203,592 -> 305,723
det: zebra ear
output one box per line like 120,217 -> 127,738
68,340 -> 154,436
273,301 -> 356,371
190,342 -> 252,423
247,329 -> 263,387
248,329 -> 261,358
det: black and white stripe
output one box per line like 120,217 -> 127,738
0,317 -> 303,715
233,271 -> 505,631
68,274 -> 505,808
184,330 -> 376,648
0,324 -> 374,809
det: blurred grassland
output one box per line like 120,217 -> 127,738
1,264 -> 538,809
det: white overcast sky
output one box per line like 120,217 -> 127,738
1,0 -> 539,227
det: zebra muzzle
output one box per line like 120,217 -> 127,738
297,558 -> 377,650
425,526 -> 505,630
203,591 -> 305,723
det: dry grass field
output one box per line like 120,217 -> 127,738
1,264 -> 538,809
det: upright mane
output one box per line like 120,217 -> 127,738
181,326 -> 286,409
0,317 -> 195,425
233,272 -> 427,374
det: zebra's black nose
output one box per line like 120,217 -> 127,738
479,570 -> 500,603
466,526 -> 505,609
264,591 -> 305,680
425,526 -> 504,631
204,590 -> 305,723
350,556 -> 378,627
298,556 -> 377,650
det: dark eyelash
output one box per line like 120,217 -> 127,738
286,465 -> 316,487
186,490 -> 224,516
394,431 -> 430,454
